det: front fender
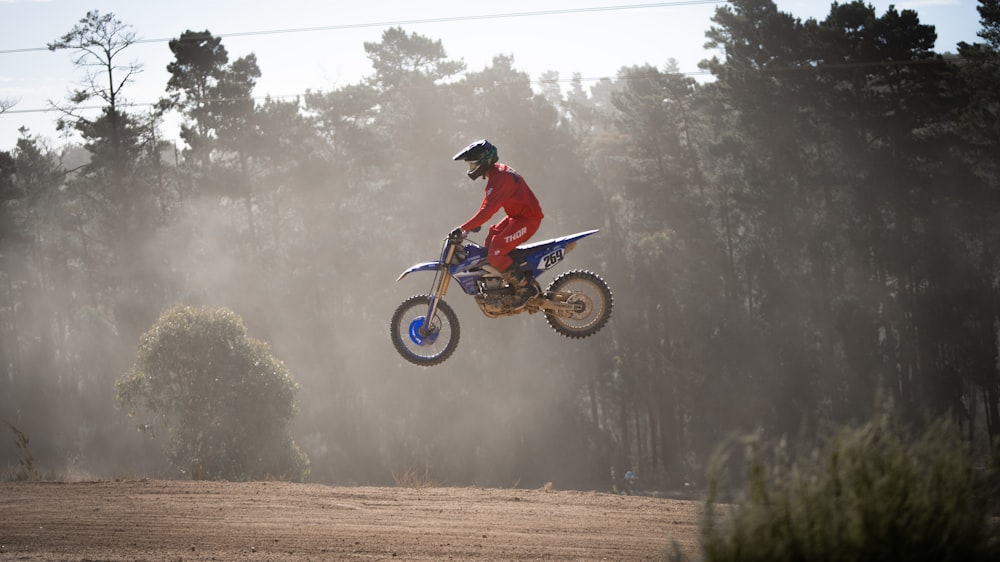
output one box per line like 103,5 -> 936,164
396,261 -> 442,282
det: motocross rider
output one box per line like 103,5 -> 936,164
451,139 -> 544,291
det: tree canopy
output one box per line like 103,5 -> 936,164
2,0 -> 999,488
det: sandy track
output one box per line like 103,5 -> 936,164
0,480 -> 702,561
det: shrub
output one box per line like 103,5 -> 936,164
698,410 -> 999,562
116,305 -> 309,481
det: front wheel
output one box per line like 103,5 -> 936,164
390,295 -> 460,366
544,270 -> 613,338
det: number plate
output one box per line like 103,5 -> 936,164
540,248 -> 565,269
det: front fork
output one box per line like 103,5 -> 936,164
421,239 -> 458,335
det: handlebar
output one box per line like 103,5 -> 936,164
448,226 -> 481,242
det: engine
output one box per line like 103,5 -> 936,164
474,291 -> 514,317
474,277 -> 530,317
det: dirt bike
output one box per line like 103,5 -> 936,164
390,228 -> 613,366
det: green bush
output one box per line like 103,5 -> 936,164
116,305 -> 309,481
697,411 -> 999,562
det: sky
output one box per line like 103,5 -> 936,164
0,0 -> 987,151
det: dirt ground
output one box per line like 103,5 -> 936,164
0,480 -> 703,561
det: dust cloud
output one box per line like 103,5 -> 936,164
0,131 -> 619,490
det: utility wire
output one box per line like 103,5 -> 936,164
5,54 -> 980,116
0,71 -> 715,115
3,0 -> 970,117
0,1 -> 726,55
2,0 -> 727,115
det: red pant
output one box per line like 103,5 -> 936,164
485,216 -> 541,271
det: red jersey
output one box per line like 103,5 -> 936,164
460,163 -> 544,232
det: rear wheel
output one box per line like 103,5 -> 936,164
544,270 -> 613,338
390,295 -> 460,366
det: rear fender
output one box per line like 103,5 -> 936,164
516,229 -> 600,277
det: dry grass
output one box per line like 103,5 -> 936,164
2,419 -> 39,482
391,464 -> 438,488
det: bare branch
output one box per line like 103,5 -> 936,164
0,97 -> 19,114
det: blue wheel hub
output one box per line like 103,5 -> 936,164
408,316 -> 438,346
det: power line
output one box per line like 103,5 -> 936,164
7,52 -> 980,116
0,70 -> 716,115
8,52 -> 984,116
2,1 -> 726,115
0,1 -> 726,55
